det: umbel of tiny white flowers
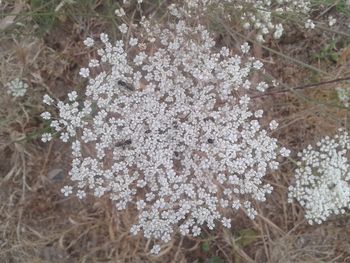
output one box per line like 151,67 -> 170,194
167,0 -> 311,42
288,129 -> 350,225
6,78 -> 28,97
42,18 -> 289,254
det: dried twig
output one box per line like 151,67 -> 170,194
252,76 -> 350,99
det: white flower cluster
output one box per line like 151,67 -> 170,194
168,0 -> 311,42
304,19 -> 315,29
288,130 -> 350,225
6,78 -> 28,97
43,19 -> 288,253
336,87 -> 350,108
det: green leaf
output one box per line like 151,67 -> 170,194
202,241 -> 210,252
206,255 -> 223,263
235,228 -> 257,247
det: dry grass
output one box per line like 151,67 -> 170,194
1,0 -> 350,262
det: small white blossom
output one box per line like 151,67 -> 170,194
60,132 -> 69,142
256,82 -> 268,92
150,244 -> 160,255
328,16 -> 336,27
240,42 -> 250,54
129,37 -> 138,46
61,185 -> 73,196
336,87 -> 350,107
88,59 -> 99,68
273,23 -> 283,39
280,147 -> 291,157
79,68 -> 90,78
118,23 -> 128,34
192,226 -> 201,236
100,33 -> 109,43
253,60 -> 263,70
68,91 -> 78,101
6,78 -> 28,97
43,94 -> 54,105
77,190 -> 86,199
220,47 -> 229,57
115,8 -> 125,17
269,120 -> 279,130
222,217 -> 231,228
305,19 -> 315,29
254,110 -> 263,118
41,133 -> 52,142
41,111 -> 51,120
83,37 -> 94,47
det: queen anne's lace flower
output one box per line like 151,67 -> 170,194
43,19 -> 288,252
168,0 -> 311,41
6,78 -> 28,97
288,130 -> 350,225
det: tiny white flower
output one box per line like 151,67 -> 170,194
77,190 -> 86,199
68,91 -> 78,101
305,19 -> 315,29
41,111 -> 51,120
328,16 -> 336,27
269,120 -> 278,130
6,78 -> 28,97
61,185 -> 73,197
192,226 -> 201,236
60,132 -> 70,142
150,244 -> 160,255
222,217 -> 231,228
272,79 -> 279,87
256,82 -> 268,92
129,37 -> 138,46
336,87 -> 350,107
254,110 -> 263,118
43,94 -> 54,105
118,23 -> 128,34
41,133 -> 52,142
220,47 -> 229,57
100,33 -> 109,43
79,68 -> 90,78
88,59 -> 99,68
280,147 -> 291,157
83,37 -> 94,47
273,24 -> 283,39
253,60 -> 263,70
256,34 -> 265,43
115,8 -> 125,17
240,42 -> 250,54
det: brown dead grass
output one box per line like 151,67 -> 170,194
1,1 -> 350,262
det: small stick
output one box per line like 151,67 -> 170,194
252,76 -> 350,99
